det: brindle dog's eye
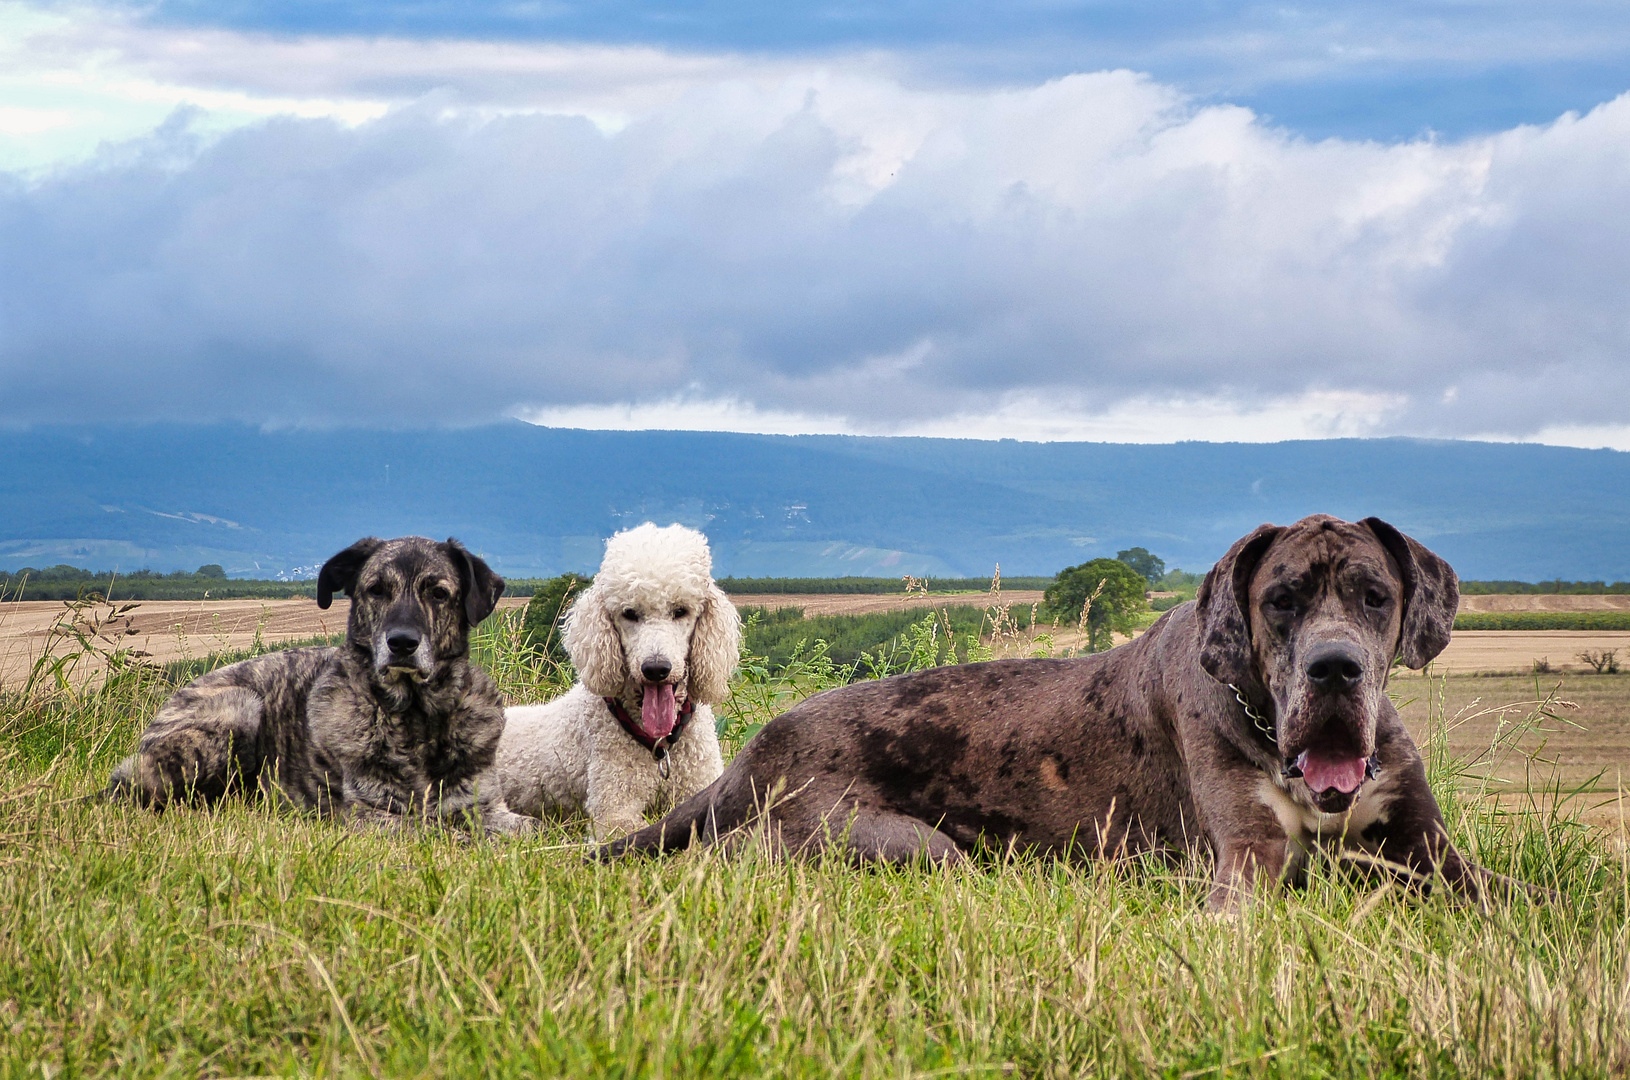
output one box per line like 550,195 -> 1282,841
673,606 -> 689,619
1268,593 -> 1297,613
622,608 -> 640,622
366,580 -> 388,598
1365,590 -> 1388,609
429,585 -> 452,602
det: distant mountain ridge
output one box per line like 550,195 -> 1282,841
0,423 -> 1625,581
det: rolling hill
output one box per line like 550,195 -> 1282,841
0,423 -> 1625,581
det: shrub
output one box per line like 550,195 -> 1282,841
520,572 -> 593,665
1577,649 -> 1622,674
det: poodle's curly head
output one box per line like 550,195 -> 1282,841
564,523 -> 741,708
594,523 -> 716,615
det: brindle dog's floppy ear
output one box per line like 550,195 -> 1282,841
1196,523 -> 1282,687
317,537 -> 384,609
1361,517 -> 1459,669
443,538 -> 506,627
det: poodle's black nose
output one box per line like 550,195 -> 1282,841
386,628 -> 421,657
641,659 -> 672,683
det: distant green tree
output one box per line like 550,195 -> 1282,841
522,573 -> 594,665
196,564 -> 227,579
1045,558 -> 1149,652
1115,547 -> 1165,586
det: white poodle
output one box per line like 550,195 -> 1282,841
498,523 -> 741,839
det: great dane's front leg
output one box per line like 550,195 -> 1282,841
1195,752 -> 1301,910
1358,751 -> 1524,902
1209,832 -> 1294,911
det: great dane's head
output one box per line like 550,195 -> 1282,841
564,523 -> 741,744
317,536 -> 505,683
1197,515 -> 1458,812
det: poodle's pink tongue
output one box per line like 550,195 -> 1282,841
1296,749 -> 1368,795
641,683 -> 677,739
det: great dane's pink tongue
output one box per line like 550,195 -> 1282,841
1296,749 -> 1367,795
641,683 -> 677,739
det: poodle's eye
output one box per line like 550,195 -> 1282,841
621,608 -> 640,622
366,580 -> 389,598
429,584 -> 452,602
672,606 -> 690,619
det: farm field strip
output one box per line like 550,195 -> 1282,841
0,597 -> 530,687
2,592 -> 1626,685
0,593 -> 1035,688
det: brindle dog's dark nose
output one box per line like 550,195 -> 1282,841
1305,641 -> 1364,690
641,659 -> 672,683
386,628 -> 421,658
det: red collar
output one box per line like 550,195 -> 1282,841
603,694 -> 695,756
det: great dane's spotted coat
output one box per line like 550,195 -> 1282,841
603,515 -> 1532,907
107,536 -> 533,835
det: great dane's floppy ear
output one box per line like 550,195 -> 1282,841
563,582 -> 626,696
1196,523 -> 1282,687
1361,517 -> 1460,669
317,537 -> 384,609
442,538 -> 506,627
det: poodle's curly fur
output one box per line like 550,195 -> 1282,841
498,523 -> 741,839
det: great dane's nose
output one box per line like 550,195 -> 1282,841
386,628 -> 421,658
1305,641 -> 1364,690
640,659 -> 672,683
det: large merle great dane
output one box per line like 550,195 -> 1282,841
602,515 -> 1533,907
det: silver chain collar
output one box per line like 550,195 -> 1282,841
1227,683 -> 1277,745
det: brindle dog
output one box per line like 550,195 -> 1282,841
603,515 -> 1533,907
106,536 -> 534,834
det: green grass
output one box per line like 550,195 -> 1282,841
739,605 -> 1003,671
1453,612 -> 1630,631
1,611 -> 1626,1077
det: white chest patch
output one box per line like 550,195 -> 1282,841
1256,772 -> 1396,852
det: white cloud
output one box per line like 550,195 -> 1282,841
518,388 -> 1408,442
1,2 -> 1629,445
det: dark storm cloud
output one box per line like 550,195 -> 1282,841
3,71 -> 1630,436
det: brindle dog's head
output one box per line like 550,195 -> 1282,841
1197,515 -> 1458,812
316,536 -> 505,683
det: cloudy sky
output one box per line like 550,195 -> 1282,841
2,1 -> 1628,445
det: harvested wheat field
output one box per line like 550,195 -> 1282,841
0,597 -> 529,688
1459,594 -> 1630,613
1395,672 -> 1630,836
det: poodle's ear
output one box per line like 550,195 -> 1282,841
563,583 -> 626,695
1361,517 -> 1460,669
317,537 -> 383,609
688,582 -> 742,704
1196,523 -> 1281,688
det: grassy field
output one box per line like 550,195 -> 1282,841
1,610 -> 1628,1077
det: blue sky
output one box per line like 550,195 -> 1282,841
120,0 -> 1630,140
2,0 -> 1629,445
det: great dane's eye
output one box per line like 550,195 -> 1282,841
672,606 -> 689,619
1267,593 -> 1297,614
1364,589 -> 1388,609
429,584 -> 452,602
621,608 -> 640,622
366,580 -> 388,598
